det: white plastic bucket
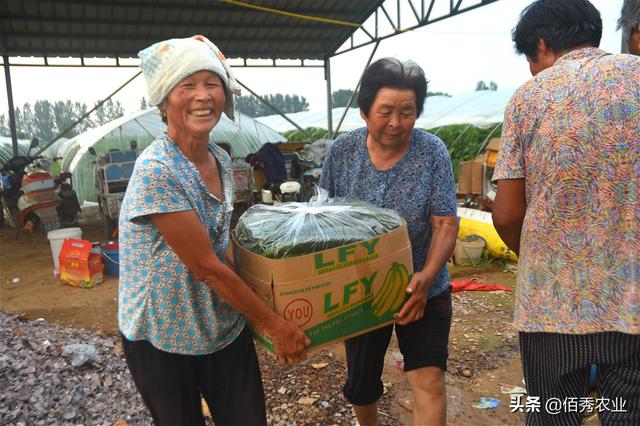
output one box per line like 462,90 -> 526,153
261,189 -> 273,204
47,227 -> 82,274
454,238 -> 485,265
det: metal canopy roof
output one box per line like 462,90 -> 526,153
1,0 -> 500,155
0,0 -> 385,61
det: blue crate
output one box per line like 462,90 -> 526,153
106,150 -> 137,163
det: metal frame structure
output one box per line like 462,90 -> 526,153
335,0 -> 499,56
1,0 -> 500,154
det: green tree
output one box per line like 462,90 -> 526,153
475,81 -> 489,91
52,100 -> 93,137
2,98 -> 126,141
94,99 -> 124,126
0,114 -> 8,136
53,100 -> 80,137
140,97 -> 149,110
426,91 -> 451,97
475,80 -> 498,91
235,95 -> 260,117
72,101 -> 93,133
33,100 -> 56,141
332,89 -> 358,108
235,93 -> 309,117
16,103 -> 37,139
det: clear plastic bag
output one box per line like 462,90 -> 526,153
234,188 -> 402,259
61,343 -> 100,366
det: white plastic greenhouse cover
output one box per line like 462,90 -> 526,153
0,137 -> 32,167
255,88 -> 516,132
58,107 -> 285,204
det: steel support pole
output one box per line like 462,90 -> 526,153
235,79 -> 311,139
325,58 -> 333,139
35,70 -> 141,157
334,41 -> 380,135
3,55 -> 19,156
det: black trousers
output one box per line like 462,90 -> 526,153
344,289 -> 452,405
122,325 -> 266,426
519,331 -> 640,426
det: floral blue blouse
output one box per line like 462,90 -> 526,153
118,134 -> 244,355
319,127 -> 457,299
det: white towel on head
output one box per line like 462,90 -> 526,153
138,35 -> 241,119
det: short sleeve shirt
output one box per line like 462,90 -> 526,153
319,127 -> 457,299
493,48 -> 640,334
118,134 -> 245,355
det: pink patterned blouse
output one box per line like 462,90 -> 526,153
493,48 -> 640,334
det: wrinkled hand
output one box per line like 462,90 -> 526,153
394,271 -> 431,325
269,319 -> 311,365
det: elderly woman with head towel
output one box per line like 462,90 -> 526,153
118,35 -> 309,426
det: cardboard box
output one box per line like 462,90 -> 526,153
458,159 -> 484,194
233,225 -> 413,354
486,137 -> 501,152
485,138 -> 502,168
59,238 -> 104,288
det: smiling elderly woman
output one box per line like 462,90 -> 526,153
319,58 -> 459,426
118,35 -> 308,426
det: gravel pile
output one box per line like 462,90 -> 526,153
0,311 -> 401,425
0,311 -> 150,425
259,348 -> 400,425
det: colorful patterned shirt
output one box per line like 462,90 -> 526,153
319,127 -> 457,299
118,134 -> 244,354
493,48 -> 640,334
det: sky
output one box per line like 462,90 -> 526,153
0,0 -> 625,117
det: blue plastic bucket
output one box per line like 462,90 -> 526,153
102,242 -> 119,276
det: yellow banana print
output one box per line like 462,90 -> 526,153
389,264 -> 410,312
372,263 -> 410,317
372,266 -> 397,310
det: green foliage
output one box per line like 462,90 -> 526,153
93,99 -> 124,126
332,89 -> 358,108
283,123 -> 503,168
0,115 -> 8,136
426,91 -> 451,97
283,127 -> 330,142
0,98 -> 124,141
235,93 -> 309,117
424,123 -> 503,179
475,80 -> 498,91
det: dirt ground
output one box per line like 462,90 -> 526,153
1,217 -> 530,425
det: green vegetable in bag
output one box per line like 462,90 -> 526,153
234,190 -> 402,259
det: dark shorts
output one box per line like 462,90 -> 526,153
343,288 -> 452,405
519,331 -> 640,426
121,325 -> 266,426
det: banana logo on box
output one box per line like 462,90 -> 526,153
372,262 -> 410,317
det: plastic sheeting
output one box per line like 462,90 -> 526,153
0,137 -> 71,168
234,191 -> 402,259
256,89 -> 516,132
0,137 -> 31,168
55,108 -> 285,204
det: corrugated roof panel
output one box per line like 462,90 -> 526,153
2,0 -> 387,60
53,2 -> 67,19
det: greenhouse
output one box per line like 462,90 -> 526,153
46,108 -> 285,204
256,88 -> 516,133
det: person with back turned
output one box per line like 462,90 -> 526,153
492,1 -> 640,424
